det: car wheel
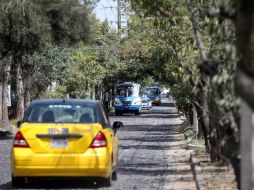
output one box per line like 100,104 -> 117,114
135,110 -> 140,116
115,111 -> 120,116
112,168 -> 117,181
102,171 -> 113,187
12,176 -> 25,187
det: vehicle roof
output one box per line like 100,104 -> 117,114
30,99 -> 100,105
145,86 -> 161,89
115,82 -> 140,87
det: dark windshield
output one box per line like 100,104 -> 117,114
115,87 -> 133,97
145,88 -> 160,95
25,103 -> 98,123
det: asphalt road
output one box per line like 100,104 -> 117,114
0,97 -> 196,190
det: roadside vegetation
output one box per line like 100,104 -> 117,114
1,0 -> 254,188
127,0 -> 241,187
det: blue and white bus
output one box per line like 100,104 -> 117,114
114,82 -> 142,116
144,86 -> 161,105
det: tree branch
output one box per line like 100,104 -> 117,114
207,6 -> 236,20
186,0 -> 207,62
156,6 -> 172,17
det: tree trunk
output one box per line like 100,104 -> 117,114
0,56 -> 11,131
235,1 -> 254,189
0,67 -> 2,123
100,83 -> 103,101
23,74 -> 32,109
91,85 -> 96,100
235,0 -> 254,109
192,104 -> 198,139
24,90 -> 30,109
195,87 -> 211,152
15,61 -> 25,119
186,0 -> 208,62
186,0 -> 211,149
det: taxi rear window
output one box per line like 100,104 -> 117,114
26,103 -> 98,123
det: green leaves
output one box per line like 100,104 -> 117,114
34,0 -> 92,45
0,0 -> 51,55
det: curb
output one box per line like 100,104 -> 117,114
189,151 -> 207,190
187,144 -> 206,151
183,122 -> 207,189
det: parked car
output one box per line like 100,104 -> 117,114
11,99 -> 123,187
147,98 -> 152,108
142,99 -> 150,110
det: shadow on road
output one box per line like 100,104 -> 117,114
122,124 -> 183,132
0,132 -> 13,140
0,179 -> 104,189
120,134 -> 182,143
119,144 -> 184,150
138,114 -> 179,119
158,102 -> 176,107
118,166 -> 192,178
109,111 -> 179,117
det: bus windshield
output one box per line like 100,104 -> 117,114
115,87 -> 134,97
145,88 -> 160,95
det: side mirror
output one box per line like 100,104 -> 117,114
112,121 -> 123,134
17,121 -> 22,128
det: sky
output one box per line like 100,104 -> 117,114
93,0 -> 128,29
93,0 -> 118,28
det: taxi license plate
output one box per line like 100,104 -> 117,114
50,139 -> 68,148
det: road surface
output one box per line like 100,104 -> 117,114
0,97 -> 196,190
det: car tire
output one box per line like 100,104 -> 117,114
115,111 -> 120,116
102,171 -> 113,187
135,110 -> 140,116
112,168 -> 117,181
12,176 -> 25,187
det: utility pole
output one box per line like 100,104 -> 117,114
117,0 -> 121,31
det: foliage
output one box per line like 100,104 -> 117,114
26,46 -> 73,98
45,20 -> 127,99
0,0 -> 51,57
34,0 -> 93,45
66,47 -> 105,97
129,0 -> 240,185
172,83 -> 193,112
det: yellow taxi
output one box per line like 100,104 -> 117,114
11,99 -> 123,187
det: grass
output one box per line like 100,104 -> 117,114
188,138 -> 205,146
185,128 -> 193,139
10,119 -> 19,126
183,122 -> 206,151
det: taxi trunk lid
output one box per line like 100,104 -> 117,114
19,122 -> 103,154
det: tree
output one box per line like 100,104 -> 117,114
26,46 -> 73,99
235,0 -> 254,189
0,0 -> 51,125
35,0 -> 93,45
129,0 -> 240,186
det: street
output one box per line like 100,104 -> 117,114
0,97 -> 196,190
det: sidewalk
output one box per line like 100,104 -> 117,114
162,125 -> 197,190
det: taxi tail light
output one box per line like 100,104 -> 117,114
13,131 -> 30,148
90,132 -> 107,148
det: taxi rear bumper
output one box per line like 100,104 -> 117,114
12,148 -> 111,178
